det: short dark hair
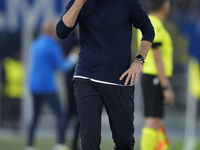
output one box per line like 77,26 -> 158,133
149,0 -> 168,11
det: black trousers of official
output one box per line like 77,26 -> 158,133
1,96 -> 21,130
73,78 -> 135,150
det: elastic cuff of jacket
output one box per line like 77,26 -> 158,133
56,19 -> 74,39
141,32 -> 155,43
140,25 -> 155,43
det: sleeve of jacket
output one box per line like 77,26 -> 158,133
56,0 -> 78,39
130,0 -> 155,43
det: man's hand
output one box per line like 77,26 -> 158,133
163,89 -> 174,104
71,45 -> 80,55
119,61 -> 143,86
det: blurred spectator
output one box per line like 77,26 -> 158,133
25,20 -> 78,150
60,26 -> 80,150
0,51 -> 24,131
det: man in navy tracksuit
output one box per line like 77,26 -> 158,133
56,0 -> 155,149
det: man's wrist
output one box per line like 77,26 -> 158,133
135,54 -> 145,63
162,84 -> 172,91
133,60 -> 143,65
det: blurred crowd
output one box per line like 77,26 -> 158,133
171,0 -> 200,20
170,0 -> 200,60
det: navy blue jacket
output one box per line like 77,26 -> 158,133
56,0 -> 155,85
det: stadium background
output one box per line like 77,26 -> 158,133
0,0 -> 199,150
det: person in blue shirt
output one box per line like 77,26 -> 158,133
56,0 -> 155,149
26,20 -> 78,150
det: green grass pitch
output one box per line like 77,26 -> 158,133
0,137 -> 200,150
